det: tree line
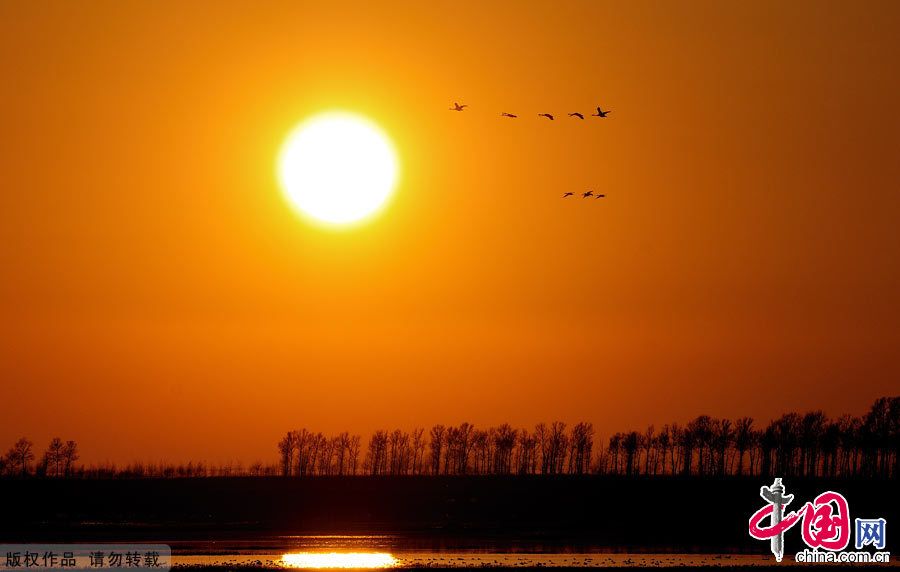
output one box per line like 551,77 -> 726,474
0,435 -> 273,478
3,396 -> 895,479
276,422 -> 597,477
1,437 -> 79,478
276,396 -> 898,478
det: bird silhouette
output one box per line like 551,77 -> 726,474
568,112 -> 584,119
562,192 -> 574,198
591,106 -> 611,118
538,113 -> 554,120
500,112 -> 518,118
450,102 -> 468,111
582,191 -> 593,198
595,194 -> 607,198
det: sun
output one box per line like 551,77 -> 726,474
278,112 -> 398,226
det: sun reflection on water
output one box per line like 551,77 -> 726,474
281,553 -> 398,569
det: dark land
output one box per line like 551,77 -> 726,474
1,476 -> 895,556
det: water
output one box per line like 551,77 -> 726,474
167,535 -> 876,568
175,552 -> 789,568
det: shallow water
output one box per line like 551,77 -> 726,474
174,552 -> 786,568
168,536 -> 896,568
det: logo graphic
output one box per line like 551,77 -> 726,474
752,477 -> 795,561
856,519 -> 886,550
798,490 -> 851,551
748,478 -> 889,564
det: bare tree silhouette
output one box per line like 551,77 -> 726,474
366,430 -> 389,475
428,425 -> 445,475
62,440 -> 78,477
493,424 -> 517,475
733,417 -> 753,476
515,428 -> 538,475
411,427 -> 426,475
6,438 -> 34,477
8,397 -> 899,480
44,437 -> 64,478
277,432 -> 296,476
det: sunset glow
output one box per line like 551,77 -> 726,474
1,0 -> 897,468
280,553 -> 398,569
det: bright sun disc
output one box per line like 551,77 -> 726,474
278,112 -> 398,226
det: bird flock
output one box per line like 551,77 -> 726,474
450,101 -> 613,201
450,102 -> 612,119
562,190 -> 606,199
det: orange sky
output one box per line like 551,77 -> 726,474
1,0 -> 898,465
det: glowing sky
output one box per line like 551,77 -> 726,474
1,0 -> 898,464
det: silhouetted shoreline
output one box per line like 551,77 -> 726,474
4,397 -> 896,480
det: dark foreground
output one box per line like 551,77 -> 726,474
0,476 -> 895,560
173,563 -> 898,572
166,552 -> 896,569
173,564 -> 895,572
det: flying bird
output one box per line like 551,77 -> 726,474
582,191 -> 593,198
538,113 -> 554,120
450,102 -> 468,111
568,112 -> 584,119
500,112 -> 518,118
591,106 -> 611,118
562,192 -> 574,198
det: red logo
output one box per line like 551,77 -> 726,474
749,478 -> 851,560
799,492 -> 851,550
